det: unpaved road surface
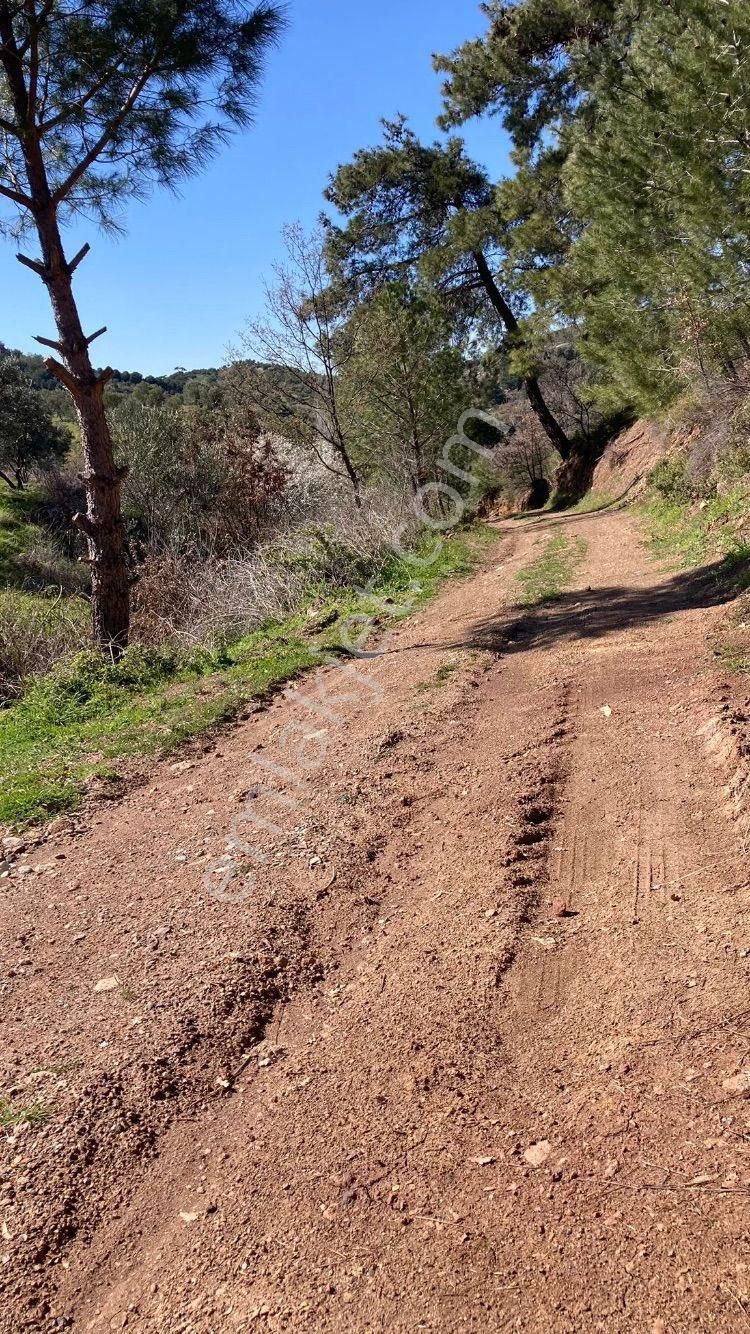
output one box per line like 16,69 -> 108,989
2,508 -> 750,1332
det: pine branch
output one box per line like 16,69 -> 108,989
68,242 -> 90,274
51,65 -> 156,206
0,180 -> 32,207
16,250 -> 44,275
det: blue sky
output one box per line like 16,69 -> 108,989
1,1 -> 511,375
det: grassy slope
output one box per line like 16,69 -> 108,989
639,483 -> 750,680
0,487 -> 41,580
515,532 -> 588,605
640,488 -> 750,576
0,526 -> 496,827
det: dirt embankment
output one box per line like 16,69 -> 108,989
2,507 -> 750,1331
591,420 -> 670,498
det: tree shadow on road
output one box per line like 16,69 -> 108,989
395,557 -> 746,660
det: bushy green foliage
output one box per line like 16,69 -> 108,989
0,358 -> 68,489
437,0 -> 750,420
342,284 -> 471,493
648,456 -> 694,505
325,118 -> 573,457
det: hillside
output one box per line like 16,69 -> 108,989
0,342 -> 304,420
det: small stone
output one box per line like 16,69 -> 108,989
94,976 -> 119,993
552,897 -> 569,918
722,1069 -> 750,1096
523,1140 -> 551,1168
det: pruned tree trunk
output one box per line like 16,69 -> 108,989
471,250 -> 571,461
20,149 -> 130,653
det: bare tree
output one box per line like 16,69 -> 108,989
238,224 -> 362,506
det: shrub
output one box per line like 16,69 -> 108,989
0,590 -> 88,701
131,489 -> 420,649
648,454 -> 693,502
14,534 -> 90,596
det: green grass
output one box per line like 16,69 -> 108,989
0,487 -> 43,582
566,490 -> 616,515
417,659 -> 460,691
713,639 -> 750,674
515,533 -> 588,606
635,490 -> 747,573
0,1096 -> 50,1130
640,480 -> 750,683
640,488 -> 750,579
0,487 -> 88,651
0,525 -> 495,828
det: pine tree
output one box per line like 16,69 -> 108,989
325,117 -> 572,458
558,0 -> 750,410
436,0 -> 750,415
0,1 -> 285,652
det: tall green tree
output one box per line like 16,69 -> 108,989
0,0 -> 285,651
557,0 -> 750,411
342,285 -> 469,495
436,0 -> 750,415
0,356 -> 68,488
325,117 -> 572,458
434,1 -> 636,148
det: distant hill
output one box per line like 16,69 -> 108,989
0,343 -> 304,422
0,342 -> 228,419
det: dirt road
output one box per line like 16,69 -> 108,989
3,507 -> 750,1332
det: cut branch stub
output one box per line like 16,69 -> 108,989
68,242 -> 91,275
16,251 -> 45,277
33,333 -> 63,352
72,511 -> 95,539
43,355 -> 78,395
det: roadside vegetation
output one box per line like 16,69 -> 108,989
641,444 -> 750,581
516,534 -> 588,607
566,492 -> 617,516
0,525 -> 492,827
639,418 -> 750,685
0,1096 -> 49,1130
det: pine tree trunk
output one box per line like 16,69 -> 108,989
30,190 -> 129,652
0,10 -> 130,652
471,250 -> 571,460
523,372 -> 572,460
